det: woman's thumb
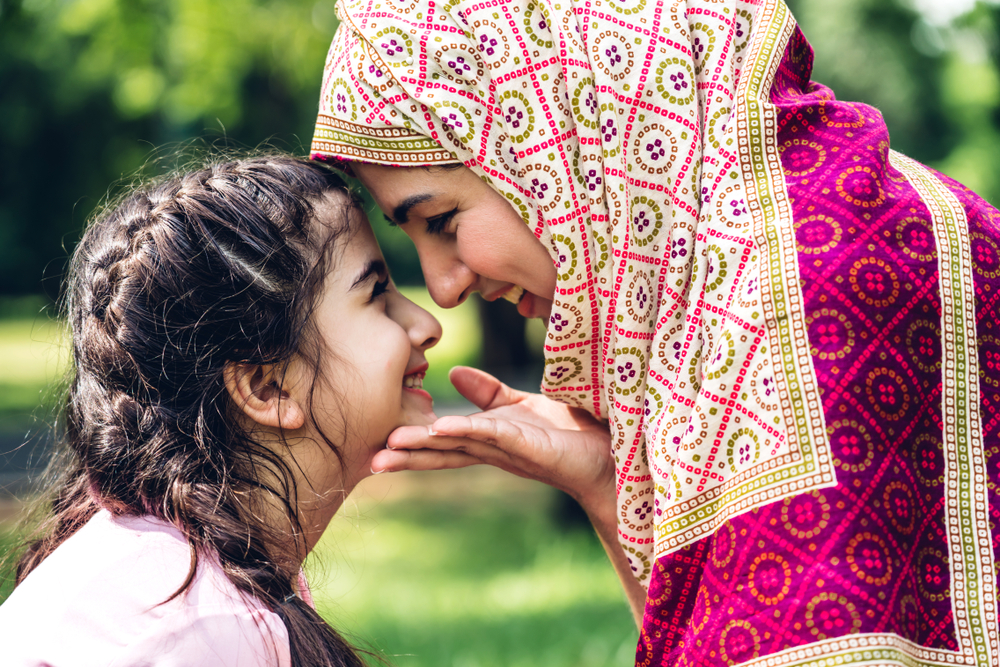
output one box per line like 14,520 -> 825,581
448,366 -> 524,409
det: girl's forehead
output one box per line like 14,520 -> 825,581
338,213 -> 383,267
314,189 -> 363,226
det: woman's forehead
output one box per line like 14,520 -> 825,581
354,163 -> 464,212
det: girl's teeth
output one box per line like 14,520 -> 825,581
404,374 -> 423,389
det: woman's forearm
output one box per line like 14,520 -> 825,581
579,487 -> 646,628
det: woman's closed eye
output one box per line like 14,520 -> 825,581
425,207 -> 458,235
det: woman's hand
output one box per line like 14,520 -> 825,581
374,366 -> 615,510
374,366 -> 646,627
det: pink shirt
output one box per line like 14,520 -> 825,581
0,510 -> 292,667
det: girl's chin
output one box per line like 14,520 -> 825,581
401,406 -> 438,427
401,386 -> 436,426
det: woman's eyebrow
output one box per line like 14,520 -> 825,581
392,193 -> 434,225
350,259 -> 388,290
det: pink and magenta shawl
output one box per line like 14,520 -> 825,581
311,0 -> 1000,663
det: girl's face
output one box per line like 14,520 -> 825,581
293,199 -> 442,493
351,162 -> 557,320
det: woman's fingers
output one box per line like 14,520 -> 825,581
391,418 -> 524,458
429,414 -> 535,453
387,424 -> 437,450
371,447 -> 482,473
385,409 -> 614,501
448,366 -> 527,410
390,417 -> 538,467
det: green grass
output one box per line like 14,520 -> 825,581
307,470 -> 638,667
0,527 -> 20,603
0,316 -> 68,417
0,473 -> 638,666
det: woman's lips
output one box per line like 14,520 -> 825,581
493,284 -> 553,319
517,290 -> 553,319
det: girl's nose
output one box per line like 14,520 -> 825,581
405,298 -> 442,351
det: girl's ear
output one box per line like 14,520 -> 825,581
224,362 -> 306,430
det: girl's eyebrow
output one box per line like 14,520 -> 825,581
350,259 -> 388,290
392,193 -> 434,225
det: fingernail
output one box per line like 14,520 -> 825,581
371,467 -> 385,475
427,427 -> 439,436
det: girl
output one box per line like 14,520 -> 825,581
0,155 -> 452,666
311,0 -> 1000,665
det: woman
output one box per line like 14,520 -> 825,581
311,0 -> 1000,664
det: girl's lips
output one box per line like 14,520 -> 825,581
404,385 -> 434,402
403,367 -> 433,404
403,362 -> 428,379
403,371 -> 425,389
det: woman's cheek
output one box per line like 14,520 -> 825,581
458,235 -> 520,283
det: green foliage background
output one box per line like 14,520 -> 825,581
0,0 -> 420,295
3,0 -> 1000,296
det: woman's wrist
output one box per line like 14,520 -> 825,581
574,474 -> 646,628
574,476 -> 618,533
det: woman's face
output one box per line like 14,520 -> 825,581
351,162 -> 557,319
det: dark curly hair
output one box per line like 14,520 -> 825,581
15,154 -> 368,666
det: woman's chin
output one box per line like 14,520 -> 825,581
517,290 -> 554,320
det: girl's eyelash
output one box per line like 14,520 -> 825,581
369,277 -> 390,302
425,208 -> 458,235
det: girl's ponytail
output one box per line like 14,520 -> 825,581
278,598 -> 366,667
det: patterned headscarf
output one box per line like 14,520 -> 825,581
313,0 -> 833,583
313,0 -> 1000,663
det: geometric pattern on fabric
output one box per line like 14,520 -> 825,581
891,153 -> 998,666
636,21 -> 1000,667
310,0 -> 1000,662
312,0 -> 837,585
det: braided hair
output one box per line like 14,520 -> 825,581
15,155 -> 367,667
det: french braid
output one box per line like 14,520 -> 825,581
16,155 -> 368,667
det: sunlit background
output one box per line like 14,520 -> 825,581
2,0 -> 1000,664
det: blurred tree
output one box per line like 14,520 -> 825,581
787,0 -> 953,161
0,0 -> 422,296
788,0 -> 1000,203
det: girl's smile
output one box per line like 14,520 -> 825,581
403,362 -> 431,398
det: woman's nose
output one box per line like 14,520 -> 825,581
419,249 -> 476,310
